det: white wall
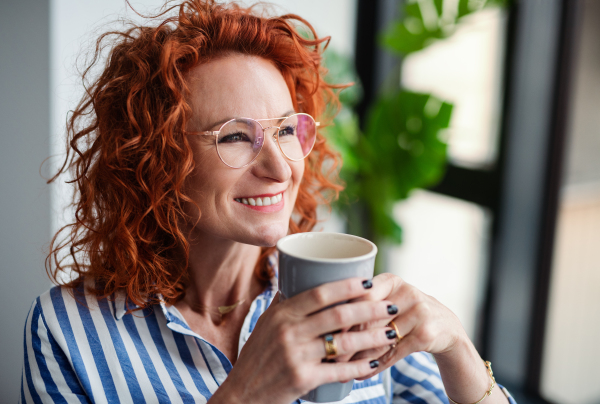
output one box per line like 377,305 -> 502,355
50,0 -> 172,239
0,0 -> 52,399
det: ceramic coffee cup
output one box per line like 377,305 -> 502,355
276,232 -> 378,403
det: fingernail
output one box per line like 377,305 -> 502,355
362,280 -> 372,289
369,360 -> 379,368
386,329 -> 397,340
387,305 -> 398,315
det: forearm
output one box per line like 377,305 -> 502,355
433,335 -> 509,404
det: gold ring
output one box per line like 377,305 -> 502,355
388,321 -> 403,345
323,334 -> 338,359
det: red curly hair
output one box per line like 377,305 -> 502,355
48,0 -> 344,308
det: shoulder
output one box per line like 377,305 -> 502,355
26,284 -> 73,334
22,281 -> 129,401
34,279 -> 109,316
25,279 -> 124,343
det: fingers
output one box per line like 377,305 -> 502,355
346,278 -> 426,336
285,277 -> 374,316
312,326 -> 396,360
316,358 -> 381,386
349,274 -> 423,316
353,305 -> 424,381
350,273 -> 401,303
301,300 -> 398,336
349,345 -> 392,362
382,303 -> 440,364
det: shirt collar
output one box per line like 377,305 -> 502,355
113,290 -> 139,320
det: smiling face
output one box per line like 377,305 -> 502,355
183,54 -> 304,247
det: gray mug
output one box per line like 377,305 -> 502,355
276,232 -> 377,403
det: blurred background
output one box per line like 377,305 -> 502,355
1,0 -> 598,403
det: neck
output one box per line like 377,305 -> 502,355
177,231 -> 264,325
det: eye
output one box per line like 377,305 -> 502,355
219,132 -> 251,143
278,125 -> 296,137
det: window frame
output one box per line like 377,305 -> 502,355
353,1 -> 581,402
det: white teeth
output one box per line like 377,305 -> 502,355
239,193 -> 283,207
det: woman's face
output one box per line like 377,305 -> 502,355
184,54 -> 304,247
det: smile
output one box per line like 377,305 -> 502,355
234,192 -> 283,207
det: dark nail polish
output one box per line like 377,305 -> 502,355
362,280 -> 373,289
387,304 -> 398,315
386,329 -> 397,340
369,360 -> 379,368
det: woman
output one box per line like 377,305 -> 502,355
21,1 -> 517,403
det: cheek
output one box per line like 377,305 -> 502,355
291,160 -> 305,194
293,159 -> 305,184
185,154 -> 239,212
287,160 -> 305,214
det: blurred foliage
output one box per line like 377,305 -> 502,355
383,0 -> 507,56
323,0 -> 507,266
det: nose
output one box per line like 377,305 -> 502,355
250,127 -> 292,182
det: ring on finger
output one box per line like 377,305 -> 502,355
388,320 -> 403,345
323,334 -> 338,359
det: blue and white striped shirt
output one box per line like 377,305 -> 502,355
21,271 -> 517,403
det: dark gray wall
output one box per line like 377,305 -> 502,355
0,0 -> 52,400
487,0 -> 562,386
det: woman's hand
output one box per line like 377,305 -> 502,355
344,273 -> 509,403
209,277 -> 399,404
345,272 -> 468,380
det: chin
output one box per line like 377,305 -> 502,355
248,223 -> 290,247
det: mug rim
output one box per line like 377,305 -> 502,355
276,232 -> 378,263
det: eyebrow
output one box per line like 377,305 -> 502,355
205,110 -> 297,130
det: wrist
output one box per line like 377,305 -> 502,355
209,380 -> 244,404
433,334 -> 493,403
446,361 -> 497,404
432,328 -> 472,363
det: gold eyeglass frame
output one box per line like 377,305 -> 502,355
196,112 -> 320,169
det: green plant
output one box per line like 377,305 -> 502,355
324,0 -> 506,271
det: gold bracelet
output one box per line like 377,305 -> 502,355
447,360 -> 496,404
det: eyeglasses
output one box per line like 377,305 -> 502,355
196,113 -> 319,168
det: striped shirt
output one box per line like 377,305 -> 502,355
20,269 -> 517,403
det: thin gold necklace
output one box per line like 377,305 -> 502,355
192,297 -> 247,320
216,299 -> 246,314
191,279 -> 262,320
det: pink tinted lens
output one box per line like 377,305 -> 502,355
278,114 -> 316,160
